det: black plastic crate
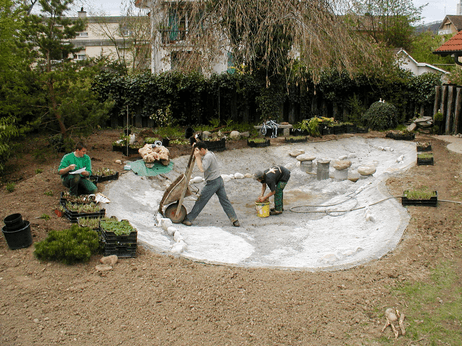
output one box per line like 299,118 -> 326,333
103,243 -> 137,258
60,199 -> 105,223
102,230 -> 137,258
402,191 -> 438,207
102,230 -> 137,244
247,139 -> 270,147
91,171 -> 119,183
417,157 -> 434,166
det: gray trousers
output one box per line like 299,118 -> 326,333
185,176 -> 238,223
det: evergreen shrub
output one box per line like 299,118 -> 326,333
362,101 -> 398,131
34,225 -> 100,264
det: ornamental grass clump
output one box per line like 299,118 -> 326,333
362,101 -> 398,131
34,225 -> 100,264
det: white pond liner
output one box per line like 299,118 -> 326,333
103,137 -> 416,271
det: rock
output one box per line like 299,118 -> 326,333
348,171 -> 360,182
100,255 -> 118,266
296,154 -> 316,162
160,218 -> 173,231
171,240 -> 187,254
190,176 -> 203,184
95,264 -> 113,272
115,160 -> 122,164
357,165 -> 376,176
234,173 -> 244,179
166,226 -> 177,236
333,160 -> 351,171
406,123 -> 417,132
244,173 -> 253,178
173,231 -> 184,242
239,131 -> 250,138
201,131 -> 211,139
289,149 -> 305,157
229,131 -> 240,139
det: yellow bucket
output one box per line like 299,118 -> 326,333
255,201 -> 270,217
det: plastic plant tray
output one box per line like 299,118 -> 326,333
402,191 -> 437,207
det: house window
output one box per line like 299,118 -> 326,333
76,54 -> 86,61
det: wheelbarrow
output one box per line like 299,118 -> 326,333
158,147 -> 196,223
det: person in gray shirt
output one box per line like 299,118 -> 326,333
183,141 -> 240,227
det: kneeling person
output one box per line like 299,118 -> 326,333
58,142 -> 97,196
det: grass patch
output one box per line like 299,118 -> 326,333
387,262 -> 462,344
403,188 -> 437,200
417,152 -> 433,159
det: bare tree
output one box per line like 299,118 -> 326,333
145,0 -> 385,82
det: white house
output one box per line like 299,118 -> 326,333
394,48 -> 449,81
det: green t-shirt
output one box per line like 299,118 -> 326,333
58,152 -> 92,178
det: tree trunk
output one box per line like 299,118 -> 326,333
47,80 -> 67,137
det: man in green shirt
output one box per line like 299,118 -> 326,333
58,142 -> 97,196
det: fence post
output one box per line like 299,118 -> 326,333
446,85 -> 454,134
433,85 -> 441,118
454,87 -> 462,134
440,85 -> 448,133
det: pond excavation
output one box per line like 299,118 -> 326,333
104,137 -> 416,271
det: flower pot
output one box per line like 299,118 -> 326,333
3,213 -> 24,231
2,221 -> 33,250
54,209 -> 64,217
162,138 -> 170,147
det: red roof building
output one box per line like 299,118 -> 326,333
434,30 -> 462,66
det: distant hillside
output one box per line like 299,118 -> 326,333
415,21 -> 442,34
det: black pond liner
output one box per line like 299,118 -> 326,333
402,191 -> 438,207
247,139 -> 271,148
2,221 -> 33,250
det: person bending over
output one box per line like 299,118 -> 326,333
255,165 -> 291,215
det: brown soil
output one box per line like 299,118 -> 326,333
1,129 -> 461,345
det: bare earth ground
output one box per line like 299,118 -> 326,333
1,129 -> 461,345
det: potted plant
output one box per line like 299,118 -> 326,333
92,168 -> 119,182
416,141 -> 432,152
402,189 -> 437,207
100,218 -> 137,258
417,152 -> 434,165
385,130 -> 415,141
54,205 -> 66,217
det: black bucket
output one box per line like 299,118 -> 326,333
2,221 -> 33,250
3,213 -> 24,231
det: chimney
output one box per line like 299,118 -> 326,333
78,7 -> 86,18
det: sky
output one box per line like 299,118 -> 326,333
415,0 -> 458,24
